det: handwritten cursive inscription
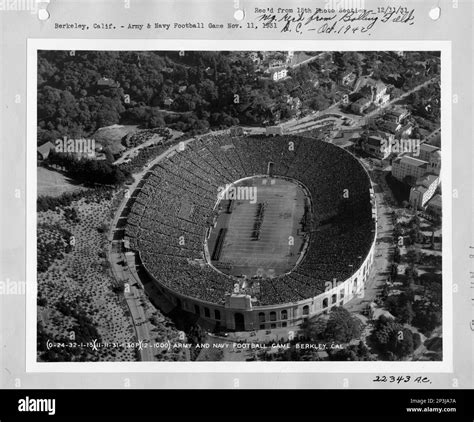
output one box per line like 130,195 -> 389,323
256,7 -> 415,35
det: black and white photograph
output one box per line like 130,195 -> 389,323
34,48 -> 444,364
3,0 -> 474,414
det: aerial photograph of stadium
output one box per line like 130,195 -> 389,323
36,50 -> 442,362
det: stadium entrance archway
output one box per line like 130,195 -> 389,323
234,313 -> 245,331
205,175 -> 312,279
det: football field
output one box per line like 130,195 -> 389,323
209,177 -> 307,278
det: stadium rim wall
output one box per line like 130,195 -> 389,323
137,233 -> 376,332
130,133 -> 378,332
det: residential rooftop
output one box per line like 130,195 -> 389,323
395,155 -> 429,167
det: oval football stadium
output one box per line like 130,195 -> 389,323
125,133 -> 377,331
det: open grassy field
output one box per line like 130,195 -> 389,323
37,167 -> 86,198
209,177 -> 307,278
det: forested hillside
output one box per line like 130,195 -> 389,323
37,51 -> 334,144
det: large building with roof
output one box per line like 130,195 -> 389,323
409,174 -> 440,209
361,134 -> 392,159
418,143 -> 440,162
392,143 -> 441,182
392,156 -> 429,181
37,141 -> 55,160
426,194 -> 442,216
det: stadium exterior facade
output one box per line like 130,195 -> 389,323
138,226 -> 377,332
125,132 -> 378,332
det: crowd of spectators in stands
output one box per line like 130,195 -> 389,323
125,132 -> 375,305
